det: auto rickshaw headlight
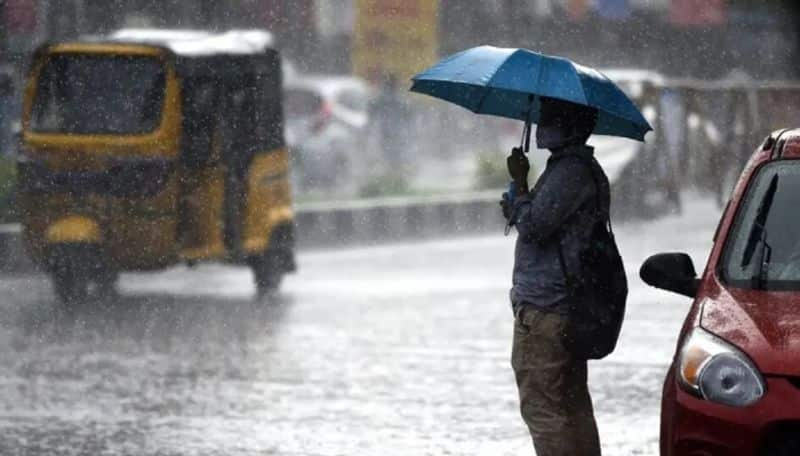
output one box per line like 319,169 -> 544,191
678,326 -> 765,407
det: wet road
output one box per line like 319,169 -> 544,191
0,198 -> 721,455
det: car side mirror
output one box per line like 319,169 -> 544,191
640,252 -> 699,298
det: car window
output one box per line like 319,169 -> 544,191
337,89 -> 368,112
721,160 -> 800,290
284,89 -> 322,119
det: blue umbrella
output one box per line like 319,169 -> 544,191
410,46 -> 652,142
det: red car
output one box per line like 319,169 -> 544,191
642,128 -> 800,456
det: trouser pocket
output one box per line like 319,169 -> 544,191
511,307 -> 568,369
513,306 -> 545,334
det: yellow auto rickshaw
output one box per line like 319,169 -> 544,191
18,29 -> 295,302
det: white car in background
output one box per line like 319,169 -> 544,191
284,75 -> 372,192
594,68 -> 667,217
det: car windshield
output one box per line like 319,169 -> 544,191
337,89 -> 368,112
721,160 -> 800,290
31,54 -> 165,134
284,88 -> 322,119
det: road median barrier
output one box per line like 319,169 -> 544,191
0,191 -> 506,273
0,223 -> 35,273
296,190 -> 503,247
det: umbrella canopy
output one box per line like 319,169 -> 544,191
410,46 -> 652,142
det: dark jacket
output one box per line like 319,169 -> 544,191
509,145 -> 609,314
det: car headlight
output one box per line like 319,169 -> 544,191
677,326 -> 765,407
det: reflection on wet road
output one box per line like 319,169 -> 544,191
0,198 -> 720,455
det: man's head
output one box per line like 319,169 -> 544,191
535,97 -> 598,150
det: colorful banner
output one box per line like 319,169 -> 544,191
669,0 -> 727,26
256,0 -> 315,37
566,0 -> 589,22
4,0 -> 37,33
353,0 -> 439,83
596,0 -> 631,21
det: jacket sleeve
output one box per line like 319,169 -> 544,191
511,157 -> 595,243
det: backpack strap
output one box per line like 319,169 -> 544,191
568,154 -> 613,238
554,155 -> 612,291
585,159 -> 614,236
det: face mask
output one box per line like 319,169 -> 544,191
536,124 -> 574,150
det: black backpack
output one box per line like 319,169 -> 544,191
556,158 -> 628,360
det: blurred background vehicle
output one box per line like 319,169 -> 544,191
284,73 -> 372,195
17,29 -> 296,302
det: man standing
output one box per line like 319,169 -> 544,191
501,97 -> 607,456
0,73 -> 11,156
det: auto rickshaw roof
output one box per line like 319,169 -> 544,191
104,29 -> 275,56
70,28 -> 280,79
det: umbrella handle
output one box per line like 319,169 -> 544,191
520,95 -> 535,153
524,120 -> 532,153
519,122 -> 528,152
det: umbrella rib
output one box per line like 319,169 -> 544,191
472,57 -> 509,114
574,66 -> 651,135
576,67 -> 590,107
472,83 -> 493,114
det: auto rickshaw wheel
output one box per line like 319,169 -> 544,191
93,269 -> 119,299
48,243 -> 111,305
250,225 -> 296,296
251,251 -> 284,296
52,269 -> 89,305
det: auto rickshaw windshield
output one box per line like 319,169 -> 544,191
30,54 -> 166,135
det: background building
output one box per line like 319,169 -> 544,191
2,0 -> 799,80
438,0 -> 800,80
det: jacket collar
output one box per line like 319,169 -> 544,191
547,144 -> 594,163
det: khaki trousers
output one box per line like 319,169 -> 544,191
511,306 -> 601,456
